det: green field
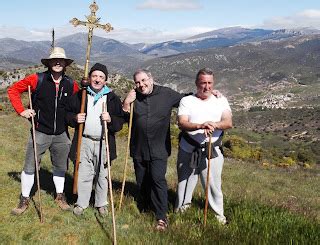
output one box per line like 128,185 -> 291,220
0,113 -> 319,244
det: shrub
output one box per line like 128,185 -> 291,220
223,135 -> 262,162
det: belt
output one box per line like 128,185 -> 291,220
82,134 -> 103,141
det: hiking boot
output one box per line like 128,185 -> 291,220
73,206 -> 84,216
11,196 -> 30,215
155,219 -> 168,231
55,193 -> 71,211
97,206 -> 108,217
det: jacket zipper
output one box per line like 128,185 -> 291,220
37,109 -> 40,127
54,96 -> 57,134
53,85 -> 60,134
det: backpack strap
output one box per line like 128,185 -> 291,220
64,75 -> 74,87
31,72 -> 45,104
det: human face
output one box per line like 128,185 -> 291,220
49,59 -> 66,73
134,72 -> 154,95
196,74 -> 214,100
90,70 -> 107,92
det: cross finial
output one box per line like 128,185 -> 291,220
70,1 -> 113,32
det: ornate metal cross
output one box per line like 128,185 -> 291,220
70,0 -> 113,194
70,0 -> 113,77
70,3 -> 116,243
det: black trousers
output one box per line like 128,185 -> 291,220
134,159 -> 168,220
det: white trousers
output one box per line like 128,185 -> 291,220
175,147 -> 225,218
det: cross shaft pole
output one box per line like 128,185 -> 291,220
70,1 -> 113,194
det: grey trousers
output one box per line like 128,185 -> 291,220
24,130 -> 70,175
76,137 -> 108,209
175,147 -> 225,218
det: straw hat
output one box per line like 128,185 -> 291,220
41,47 -> 73,67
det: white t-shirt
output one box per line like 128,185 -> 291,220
178,94 -> 231,153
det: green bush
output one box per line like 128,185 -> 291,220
223,135 -> 262,162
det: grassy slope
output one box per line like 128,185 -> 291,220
0,113 -> 319,244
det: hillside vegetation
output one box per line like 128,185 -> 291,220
0,113 -> 319,244
1,28 -> 319,243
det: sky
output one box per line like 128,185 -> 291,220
1,0 -> 320,43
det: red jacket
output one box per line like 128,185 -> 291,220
8,71 -> 79,135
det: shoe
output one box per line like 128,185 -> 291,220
55,193 -> 71,211
175,204 -> 191,213
155,219 -> 168,231
73,206 -> 84,216
11,196 -> 30,215
97,206 -> 108,217
216,215 -> 227,225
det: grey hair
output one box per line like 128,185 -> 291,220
133,69 -> 153,81
195,68 -> 214,82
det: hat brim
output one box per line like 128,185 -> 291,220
41,58 -> 74,67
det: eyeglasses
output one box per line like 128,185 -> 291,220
135,77 -> 150,84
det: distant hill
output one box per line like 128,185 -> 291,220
1,27 -> 320,108
2,27 -> 320,73
1,28 -> 319,161
0,33 -> 153,74
141,34 -> 320,100
138,27 -> 320,57
137,32 -> 320,146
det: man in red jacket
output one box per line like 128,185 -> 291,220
7,47 -> 79,215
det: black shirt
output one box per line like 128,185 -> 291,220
130,85 -> 183,161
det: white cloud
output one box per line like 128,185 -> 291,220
0,25 -> 49,41
260,9 -> 320,29
3,9 -> 320,44
298,9 -> 320,18
137,0 -> 201,11
0,24 -> 215,44
96,26 -> 215,43
0,24 -> 82,41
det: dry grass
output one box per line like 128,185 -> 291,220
0,112 -> 319,244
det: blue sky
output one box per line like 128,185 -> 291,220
1,0 -> 320,43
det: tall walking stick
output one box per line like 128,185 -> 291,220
119,103 -> 134,210
70,1 -> 113,194
28,86 -> 43,223
102,102 -> 117,245
204,134 -> 212,226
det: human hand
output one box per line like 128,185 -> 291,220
81,77 -> 90,87
125,89 -> 136,104
200,121 -> 215,137
20,109 -> 35,119
101,112 -> 111,123
123,89 -> 136,112
212,89 -> 222,98
76,113 -> 86,123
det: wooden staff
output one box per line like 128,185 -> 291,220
119,103 -> 134,210
204,134 -> 212,226
71,1 -> 113,194
102,102 -> 117,245
28,86 -> 43,223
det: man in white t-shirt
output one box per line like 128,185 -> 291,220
175,68 -> 232,225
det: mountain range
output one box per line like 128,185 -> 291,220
1,26 -> 320,153
1,26 -> 320,73
1,27 -> 319,109
136,27 -> 320,56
